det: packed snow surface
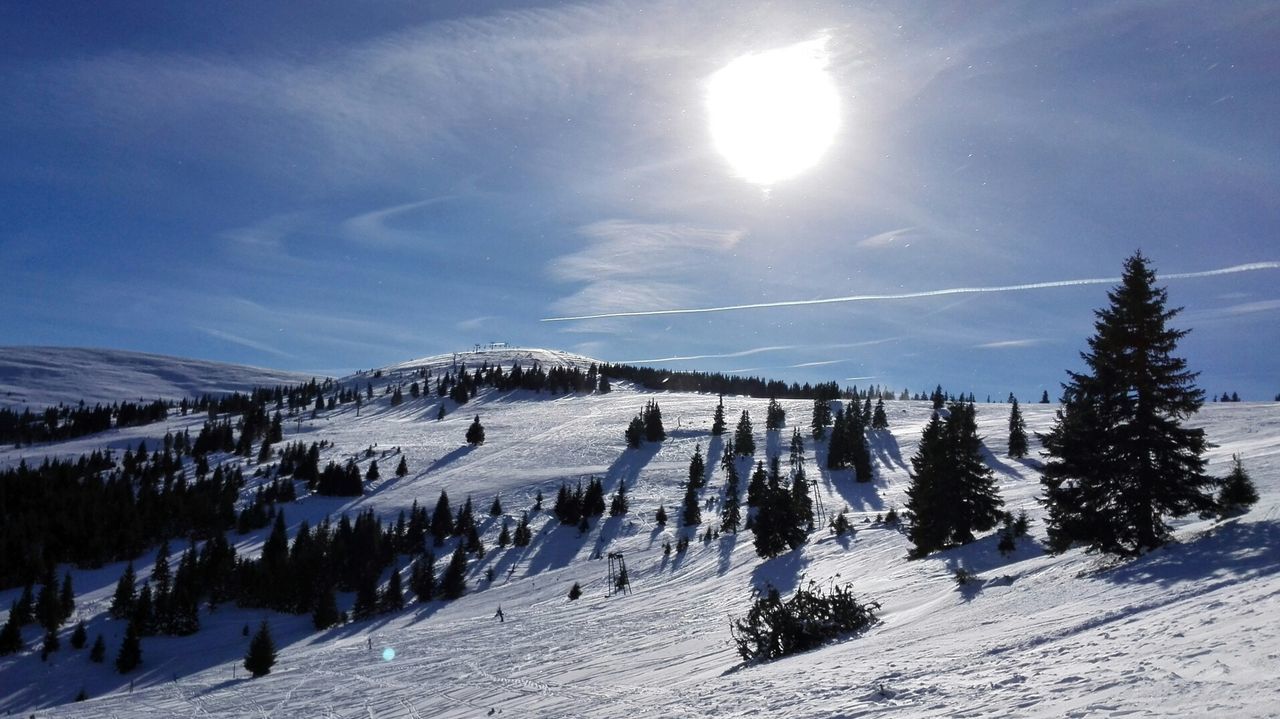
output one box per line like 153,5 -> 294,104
0,347 -> 324,410
1,349 -> 1277,717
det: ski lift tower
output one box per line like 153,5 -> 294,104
809,475 -> 827,527
607,552 -> 631,596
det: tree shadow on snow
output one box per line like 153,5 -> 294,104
749,548 -> 809,596
425,444 -> 476,474
718,532 -> 739,576
1099,518 -> 1280,588
605,443 -> 660,494
867,429 -> 907,472
523,517 -> 592,576
978,442 -> 1024,480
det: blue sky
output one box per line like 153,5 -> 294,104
2,0 -> 1277,400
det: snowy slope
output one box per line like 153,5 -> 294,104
0,347 -> 325,409
0,359 -> 1277,718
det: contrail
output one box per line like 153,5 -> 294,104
541,261 -> 1280,323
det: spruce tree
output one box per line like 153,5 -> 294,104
244,621 -> 276,678
871,399 -> 889,430
643,400 -> 666,442
441,547 -> 468,600
0,610 -> 21,655
395,455 -> 409,477
490,494 -> 503,516
811,398 -> 832,439
655,504 -> 668,526
89,634 -> 106,663
36,567 -> 61,631
746,461 -> 767,508
70,620 -> 86,649
734,411 -> 755,456
365,460 -> 380,483
41,627 -> 60,660
766,398 -> 786,431
688,444 -> 706,489
115,621 -> 142,674
108,560 -> 135,616
380,566 -> 404,613
1040,390 -> 1051,403
13,584 -> 34,626
1008,398 -> 1028,458
720,460 -> 742,533
711,396 -> 727,436
410,552 -> 437,602
431,490 -> 453,545
1217,455 -> 1259,517
312,581 -> 340,630
609,483 -> 628,517
625,416 -> 645,448
682,481 -> 701,527
58,572 -> 75,623
466,415 -> 485,445
1041,252 -> 1213,556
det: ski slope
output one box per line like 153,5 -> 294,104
0,346 -> 325,410
0,350 -> 1277,718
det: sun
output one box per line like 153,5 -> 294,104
706,36 -> 841,187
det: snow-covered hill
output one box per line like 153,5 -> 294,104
0,347 -> 325,409
0,352 -> 1277,717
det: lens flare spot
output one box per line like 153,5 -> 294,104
382,647 -> 396,662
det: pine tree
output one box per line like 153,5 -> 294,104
70,620 -> 87,649
688,444 -> 706,489
437,404 -> 446,421
568,582 -> 583,600
351,573 -> 379,620
746,461 -> 767,508
1007,398 -> 1028,458
13,584 -> 34,626
244,621 -> 276,678
609,482 -> 628,516
410,553 -> 436,602
682,481 -> 701,527
395,455 -> 409,477
380,566 -> 404,613
58,572 -> 75,623
655,504 -> 668,525
625,416 -> 645,448
110,562 -> 136,620
312,581 -> 340,630
490,495 -> 503,516
513,514 -> 533,546
1040,390 -> 1051,404
711,397 -> 727,436
115,621 -> 142,674
597,374 -> 611,393
904,413 -> 949,557
431,490 -> 453,545
811,398 -> 832,440
40,627 -> 60,660
1217,454 -> 1259,517
734,411 -> 755,456
1041,252 -> 1213,556
365,460 -> 380,483
441,547 -> 468,599
643,400 -> 666,442
466,415 -> 485,445
36,567 -> 61,631
766,398 -> 786,431
871,399 -> 889,430
89,634 -> 106,663
720,461 -> 741,533
0,610 -> 21,655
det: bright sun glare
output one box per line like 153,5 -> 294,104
707,36 -> 841,187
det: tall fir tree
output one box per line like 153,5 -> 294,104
244,621 -> 276,678
711,396 -> 727,436
115,621 -> 142,674
766,398 -> 786,431
441,546 -> 468,599
871,399 -> 889,430
1007,398 -> 1028,458
688,444 -> 706,490
720,461 -> 742,533
811,398 -> 832,440
466,415 -> 486,445
734,411 -> 756,456
1040,252 -> 1213,556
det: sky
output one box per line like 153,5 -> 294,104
2,0 -> 1278,401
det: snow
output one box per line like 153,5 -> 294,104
1,349 -> 1277,717
0,347 -> 325,410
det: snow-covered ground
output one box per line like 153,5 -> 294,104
1,349 -> 1277,717
0,346 -> 325,410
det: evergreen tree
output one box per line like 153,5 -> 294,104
490,494 -> 503,516
746,461 -> 767,508
766,398 -> 786,431
12,584 -> 34,626
688,444 -> 706,489
682,480 -> 701,527
904,413 -> 949,557
871,399 -> 889,430
351,573 -> 379,620
410,552 -> 436,602
711,396 -> 727,436
654,504 -> 668,526
1041,252 -> 1213,556
70,620 -> 87,649
791,463 -> 813,530
41,627 -> 60,660
811,398 -> 832,440
437,404 -> 446,421
513,514 -> 533,546
568,582 -> 583,600
734,411 -> 755,456
36,566 -> 61,631
466,415 -> 486,445
609,482 -> 629,516
58,572 -> 75,623
643,400 -> 666,442
380,566 -> 404,613
430,491 -> 453,545
312,581 -> 340,630
441,547 -> 468,599
244,621 -> 276,678
498,519 -> 512,547
395,455 -> 409,477
1040,390 -> 1051,404
1007,398 -> 1028,458
365,460 -> 380,483
720,461 -> 741,533
89,634 -> 106,663
597,373 -> 611,393
625,416 -> 645,449
0,610 -> 21,655
1217,455 -> 1259,517
115,621 -> 142,674
110,560 -> 136,616
862,395 -> 873,424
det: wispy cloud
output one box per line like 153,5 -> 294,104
975,339 -> 1045,349
542,261 -> 1280,322
195,326 -> 295,359
857,227 -> 918,249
